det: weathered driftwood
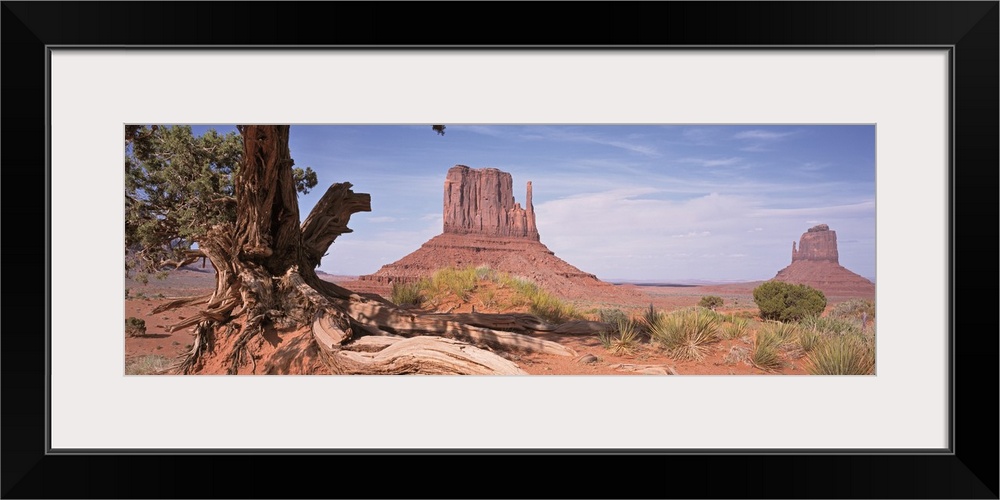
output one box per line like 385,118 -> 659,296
613,363 -> 679,375
319,336 -> 527,375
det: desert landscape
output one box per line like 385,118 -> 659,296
125,125 -> 876,376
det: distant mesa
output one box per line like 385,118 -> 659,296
357,165 -> 642,302
772,224 -> 875,298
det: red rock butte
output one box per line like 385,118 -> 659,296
358,165 -> 643,302
772,224 -> 875,298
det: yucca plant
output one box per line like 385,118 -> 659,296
750,328 -> 784,371
597,318 -> 642,355
650,309 -> 720,361
805,335 -> 875,375
798,315 -> 861,337
797,326 -> 822,352
638,304 -> 663,335
721,315 -> 750,340
770,322 -> 800,344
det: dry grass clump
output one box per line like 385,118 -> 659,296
125,317 -> 146,337
649,308 -> 721,361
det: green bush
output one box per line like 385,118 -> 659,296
125,317 -> 146,337
698,295 -> 724,310
752,281 -> 826,322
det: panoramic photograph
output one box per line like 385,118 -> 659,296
124,124 -> 876,375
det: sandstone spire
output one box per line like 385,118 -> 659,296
442,165 -> 539,240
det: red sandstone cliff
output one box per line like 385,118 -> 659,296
773,224 -> 875,298
443,165 -> 539,240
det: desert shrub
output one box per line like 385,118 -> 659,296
650,309 -> 720,361
750,328 -> 784,371
805,335 -> 875,375
529,292 -> 581,324
698,295 -> 724,310
637,304 -> 663,335
429,267 -> 478,300
768,322 -> 800,343
797,327 -> 822,352
391,281 -> 425,307
828,298 -> 875,321
752,281 -> 826,322
597,318 -> 642,355
596,308 -> 629,325
721,315 -> 750,340
798,316 -> 861,337
125,354 -> 171,375
125,317 -> 146,337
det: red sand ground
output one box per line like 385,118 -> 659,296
125,267 -> 873,375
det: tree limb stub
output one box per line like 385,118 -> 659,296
300,182 -> 372,269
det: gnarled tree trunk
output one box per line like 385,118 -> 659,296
163,125 -> 572,375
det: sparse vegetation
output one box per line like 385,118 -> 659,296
597,318 -> 642,355
698,295 -> 724,310
125,317 -> 146,337
797,327 -> 821,352
828,298 -> 875,322
798,316 -> 861,337
721,315 -> 750,339
650,308 -> 721,361
805,334 -> 875,375
596,308 -> 629,325
752,281 -> 826,322
391,281 -> 425,307
749,328 -> 784,371
638,304 -> 662,334
397,266 -> 581,324
125,354 -> 171,375
428,267 -> 478,301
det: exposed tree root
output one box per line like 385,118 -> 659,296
319,336 -> 527,375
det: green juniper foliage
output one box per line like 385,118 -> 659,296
125,125 -> 317,282
752,281 -> 826,322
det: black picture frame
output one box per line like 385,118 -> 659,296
3,2 -> 996,498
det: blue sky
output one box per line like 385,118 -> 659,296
189,125 -> 876,282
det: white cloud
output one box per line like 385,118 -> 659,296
679,157 -> 742,168
672,231 -> 712,238
734,130 -> 795,140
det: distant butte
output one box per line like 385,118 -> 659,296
772,224 -> 875,298
357,165 -> 643,302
